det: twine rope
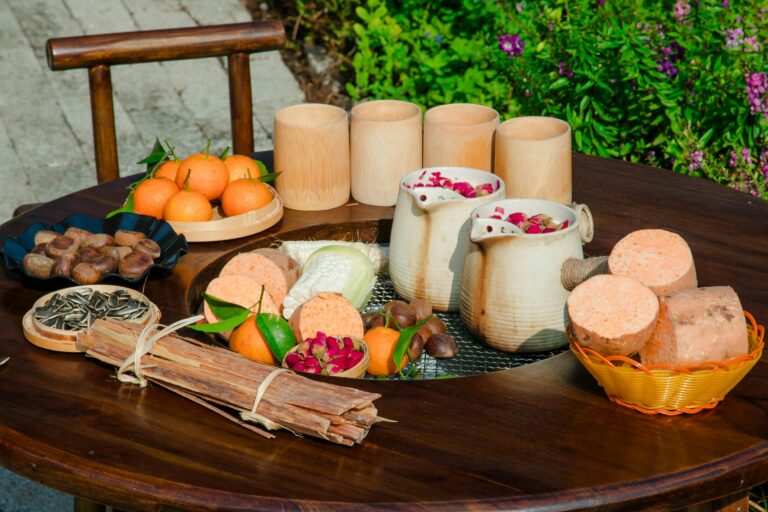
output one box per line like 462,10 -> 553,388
240,368 -> 294,431
117,314 -> 205,387
561,256 -> 609,291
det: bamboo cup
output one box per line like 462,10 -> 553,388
423,103 -> 499,171
274,104 -> 350,211
350,100 -> 422,206
494,116 -> 572,204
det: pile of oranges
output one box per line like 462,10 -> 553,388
133,151 -> 274,222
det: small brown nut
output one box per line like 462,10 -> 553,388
63,227 -> 92,245
30,243 -> 47,255
81,233 -> 115,249
417,316 -> 446,342
51,252 -> 81,278
71,262 -> 101,284
408,333 -> 425,361
114,229 -> 147,248
23,253 -> 54,278
134,238 -> 161,259
425,333 -> 458,359
45,236 -> 79,258
119,250 -> 153,280
78,247 -> 101,264
362,312 -> 385,331
409,299 -> 433,321
33,230 -> 60,246
386,303 -> 417,329
90,254 -> 118,275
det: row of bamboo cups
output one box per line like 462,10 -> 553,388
273,101 -> 572,210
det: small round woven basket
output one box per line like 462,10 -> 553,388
570,311 -> 765,415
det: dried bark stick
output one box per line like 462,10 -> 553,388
77,319 -> 390,446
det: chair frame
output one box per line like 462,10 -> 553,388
46,21 -> 286,183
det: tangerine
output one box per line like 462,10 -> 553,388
133,177 -> 179,219
163,189 -> 213,222
229,315 -> 277,365
224,154 -> 266,183
176,153 -> 229,201
154,160 -> 180,181
221,179 -> 273,217
363,326 -> 405,376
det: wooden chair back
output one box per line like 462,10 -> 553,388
46,21 -> 286,183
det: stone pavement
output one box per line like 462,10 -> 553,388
0,0 -> 304,509
0,0 -> 304,223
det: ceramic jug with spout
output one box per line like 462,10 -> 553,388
389,168 -> 505,312
460,198 -> 594,352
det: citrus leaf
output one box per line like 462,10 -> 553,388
256,313 -> 297,361
188,309 -> 249,333
393,316 -> 431,370
258,171 -> 281,183
203,293 -> 249,320
105,195 -> 134,218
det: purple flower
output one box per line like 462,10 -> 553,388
742,148 -> 753,165
688,149 -> 704,171
674,1 -> 691,21
498,34 -> 525,57
558,61 -> 574,78
726,28 -> 744,49
662,42 -> 685,62
598,0 -> 605,4
547,23 -> 555,31
729,150 -> 739,168
722,0 -> 729,6
658,59 -> 678,78
745,72 -> 768,117
515,2 -> 526,12
745,36 -> 760,52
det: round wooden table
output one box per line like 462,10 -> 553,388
1,154 -> 767,511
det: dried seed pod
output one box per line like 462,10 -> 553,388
45,236 -> 79,258
30,243 -> 47,255
114,229 -> 147,248
90,254 -> 118,275
71,263 -> 101,284
63,227 -> 93,245
23,253 -> 54,278
78,246 -> 102,264
81,233 -> 115,249
33,230 -> 60,246
425,333 -> 458,359
134,238 -> 161,259
51,252 -> 82,278
118,250 -> 153,280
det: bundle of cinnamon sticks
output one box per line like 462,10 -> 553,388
77,319 -> 389,446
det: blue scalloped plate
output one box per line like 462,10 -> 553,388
2,213 -> 188,285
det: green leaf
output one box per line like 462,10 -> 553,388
393,316 -> 430,371
137,150 -> 167,165
188,310 -> 249,333
256,313 -> 297,361
203,293 -> 249,320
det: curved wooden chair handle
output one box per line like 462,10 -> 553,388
46,21 -> 286,184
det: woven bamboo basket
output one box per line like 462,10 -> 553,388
282,337 -> 370,379
570,311 -> 765,415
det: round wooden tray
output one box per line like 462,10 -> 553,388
23,284 -> 160,353
167,189 -> 283,243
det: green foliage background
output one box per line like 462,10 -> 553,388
293,0 -> 768,199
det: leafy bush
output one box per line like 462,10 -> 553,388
293,0 -> 768,199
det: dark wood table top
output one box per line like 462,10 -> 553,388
1,153 -> 767,511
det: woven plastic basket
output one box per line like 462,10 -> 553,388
570,311 -> 765,415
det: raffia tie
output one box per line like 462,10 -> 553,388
117,314 -> 205,388
240,368 -> 294,431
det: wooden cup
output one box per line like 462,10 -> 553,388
274,104 -> 350,211
494,116 -> 572,204
350,100 -> 422,206
423,103 -> 499,171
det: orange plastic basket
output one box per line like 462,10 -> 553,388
570,311 -> 765,415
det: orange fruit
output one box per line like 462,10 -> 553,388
163,189 -> 213,222
364,326 -> 405,376
154,160 -> 180,181
229,316 -> 277,365
176,153 -> 229,201
133,177 -> 179,219
221,179 -> 273,217
224,154 -> 266,183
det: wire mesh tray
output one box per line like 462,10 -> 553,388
363,277 -> 566,379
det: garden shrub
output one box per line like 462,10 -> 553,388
293,0 -> 768,198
